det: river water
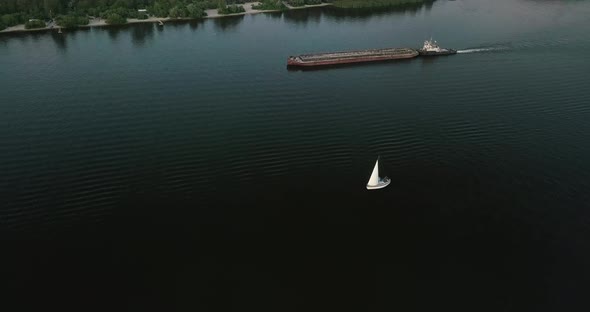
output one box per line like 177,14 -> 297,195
1,0 -> 590,310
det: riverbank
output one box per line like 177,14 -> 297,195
0,2 -> 332,34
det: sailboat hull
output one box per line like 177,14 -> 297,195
366,179 -> 391,190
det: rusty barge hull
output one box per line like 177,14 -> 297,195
287,48 -> 419,67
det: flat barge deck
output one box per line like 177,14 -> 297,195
287,47 -> 419,67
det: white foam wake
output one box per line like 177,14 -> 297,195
457,47 -> 507,54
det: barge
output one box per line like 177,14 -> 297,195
287,47 -> 419,67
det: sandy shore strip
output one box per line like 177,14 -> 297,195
0,2 -> 332,34
281,1 -> 332,10
205,2 -> 281,18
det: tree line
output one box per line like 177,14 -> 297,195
0,0 -> 420,30
0,0 -> 242,29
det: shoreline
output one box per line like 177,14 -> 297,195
0,2 -> 332,34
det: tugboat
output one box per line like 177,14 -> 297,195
418,38 -> 457,56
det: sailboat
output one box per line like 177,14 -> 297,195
366,157 -> 390,190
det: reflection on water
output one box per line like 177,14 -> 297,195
27,32 -> 43,42
321,0 -> 435,20
283,7 -> 322,25
280,1 -> 436,25
166,20 -> 190,30
106,26 -> 123,40
417,55 -> 450,66
188,19 -> 204,30
212,15 -> 245,31
286,57 -> 417,72
50,31 -> 67,51
131,23 -> 155,46
266,11 -> 283,20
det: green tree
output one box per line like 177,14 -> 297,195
186,3 -> 204,18
151,1 -> 170,17
43,0 -> 61,16
2,13 -> 24,27
25,19 -> 46,29
77,0 -> 95,12
57,14 -> 89,27
105,13 -> 126,24
288,0 -> 305,7
218,3 -> 244,14
168,5 -> 180,18
112,0 -> 133,9
252,0 -> 286,10
217,0 -> 226,10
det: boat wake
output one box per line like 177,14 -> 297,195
457,47 -> 508,54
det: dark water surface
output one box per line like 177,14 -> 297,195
2,0 -> 590,310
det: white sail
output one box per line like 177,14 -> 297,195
367,159 -> 380,186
